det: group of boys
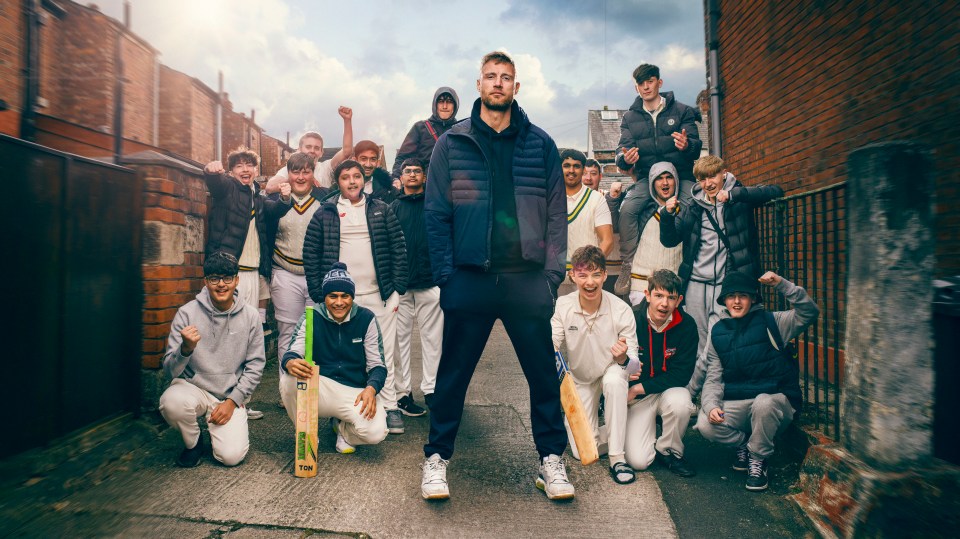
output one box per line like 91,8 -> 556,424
157,52 -> 819,504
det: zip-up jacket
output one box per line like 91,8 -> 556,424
659,172 -> 783,293
700,278 -> 820,414
424,98 -> 566,287
391,86 -> 460,179
390,191 -> 435,289
204,172 -> 292,279
302,195 -> 408,303
281,303 -> 387,393
614,91 -> 702,183
631,301 -> 699,395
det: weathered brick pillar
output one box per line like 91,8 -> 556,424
842,141 -> 935,466
794,142 -> 959,538
126,153 -> 207,411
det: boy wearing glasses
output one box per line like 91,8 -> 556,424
159,252 -> 266,467
391,158 -> 443,416
659,155 -> 783,364
392,88 -> 460,180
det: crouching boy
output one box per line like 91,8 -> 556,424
624,269 -> 699,477
550,245 -> 641,484
280,262 -> 389,453
159,252 -> 266,467
696,271 -> 819,491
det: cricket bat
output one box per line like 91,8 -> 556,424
555,351 -> 599,466
294,306 -> 320,478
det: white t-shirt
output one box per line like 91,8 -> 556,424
275,159 -> 334,189
337,196 -> 378,296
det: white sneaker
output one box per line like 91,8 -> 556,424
536,454 -> 575,500
420,453 -> 450,500
331,418 -> 355,454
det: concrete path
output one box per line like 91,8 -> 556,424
7,322 -> 679,538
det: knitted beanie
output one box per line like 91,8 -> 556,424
322,262 -> 355,297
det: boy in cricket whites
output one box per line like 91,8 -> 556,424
551,245 -> 641,484
280,262 -> 389,454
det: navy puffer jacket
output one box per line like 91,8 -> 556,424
302,196 -> 408,303
424,99 -> 566,287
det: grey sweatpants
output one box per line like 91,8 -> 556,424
684,280 -> 725,359
695,393 -> 794,459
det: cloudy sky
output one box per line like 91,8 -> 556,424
98,0 -> 706,165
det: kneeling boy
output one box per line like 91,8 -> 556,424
551,245 -> 641,484
159,252 -> 266,467
280,262 -> 389,453
624,269 -> 699,477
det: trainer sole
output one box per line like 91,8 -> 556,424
422,489 -> 450,500
535,477 -> 575,500
398,408 -> 427,417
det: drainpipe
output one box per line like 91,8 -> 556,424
707,0 -> 722,157
21,0 -> 41,141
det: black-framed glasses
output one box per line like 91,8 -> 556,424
403,168 -> 424,175
205,275 -> 237,285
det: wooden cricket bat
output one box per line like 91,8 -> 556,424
294,306 -> 320,478
555,351 -> 599,466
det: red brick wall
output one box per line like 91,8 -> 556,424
35,113 -> 158,158
0,0 -> 23,136
157,66 -> 192,159
189,83 -> 216,163
139,162 -> 207,370
41,3 -> 157,146
716,0 -> 960,276
260,133 -> 292,177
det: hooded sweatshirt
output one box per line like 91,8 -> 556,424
630,300 -> 698,395
628,162 -> 683,293
391,86 -> 461,178
162,287 -> 265,406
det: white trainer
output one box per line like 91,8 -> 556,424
331,418 -> 355,454
420,453 -> 450,500
536,454 -> 575,500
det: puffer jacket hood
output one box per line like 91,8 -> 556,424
430,86 -> 460,127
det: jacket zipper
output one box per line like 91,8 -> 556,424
450,130 -> 495,271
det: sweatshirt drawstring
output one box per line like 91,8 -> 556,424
648,325 -> 655,377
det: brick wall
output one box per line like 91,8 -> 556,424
40,2 -> 157,146
715,0 -> 960,276
0,0 -> 23,136
260,132 -> 292,177
133,155 -> 208,407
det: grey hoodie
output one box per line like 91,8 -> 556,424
689,171 -> 739,283
162,288 -> 265,406
391,86 -> 461,179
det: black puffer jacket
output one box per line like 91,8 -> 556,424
615,91 -> 702,183
390,192 -> 434,290
391,87 -> 460,179
203,172 -> 291,278
302,195 -> 408,303
659,173 -> 783,293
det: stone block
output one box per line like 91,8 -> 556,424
141,221 -> 184,265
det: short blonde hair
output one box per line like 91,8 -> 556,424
693,155 -> 725,180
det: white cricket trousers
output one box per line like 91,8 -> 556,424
279,372 -> 388,447
395,286 -> 443,397
158,379 -> 250,466
565,364 -> 629,463
269,267 -> 315,363
354,290 -> 400,411
236,269 -> 260,310
624,386 -> 696,470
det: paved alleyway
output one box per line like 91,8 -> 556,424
2,323 -> 813,538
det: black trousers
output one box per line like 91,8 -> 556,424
423,269 -> 568,460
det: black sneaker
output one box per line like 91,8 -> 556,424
732,444 -> 749,472
397,395 -> 427,417
655,449 -> 697,477
745,455 -> 768,491
176,438 -> 204,468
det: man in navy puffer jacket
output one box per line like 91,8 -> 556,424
420,51 -> 572,502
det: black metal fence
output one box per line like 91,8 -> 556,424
755,182 -> 847,441
2,134 -> 143,458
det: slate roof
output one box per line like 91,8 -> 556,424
587,109 -> 627,153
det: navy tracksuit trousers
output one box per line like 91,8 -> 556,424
423,269 -> 568,460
